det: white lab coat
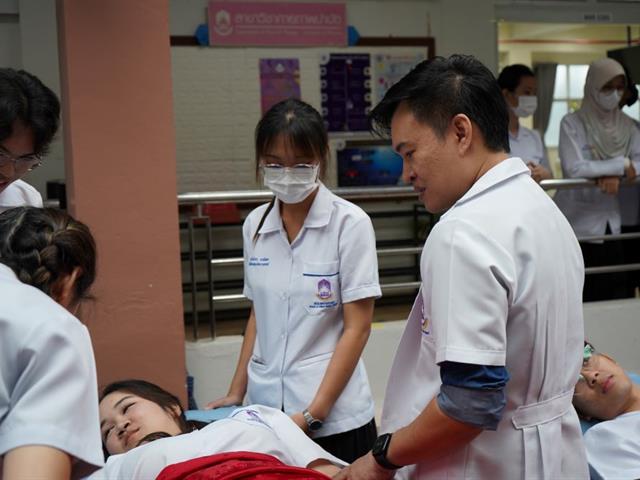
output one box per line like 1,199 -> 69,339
0,264 -> 103,479
554,112 -> 640,237
509,125 -> 551,171
381,158 -> 588,479
243,183 -> 380,438
85,405 -> 346,480
583,411 -> 640,480
0,179 -> 42,213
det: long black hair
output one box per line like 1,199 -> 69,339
252,98 -> 329,242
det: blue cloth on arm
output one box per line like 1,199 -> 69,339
436,361 -> 510,430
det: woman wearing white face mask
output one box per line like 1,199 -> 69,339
555,58 -> 640,301
498,64 -> 552,183
206,98 -> 381,463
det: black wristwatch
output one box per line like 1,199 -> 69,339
372,433 -> 402,470
302,409 -> 323,432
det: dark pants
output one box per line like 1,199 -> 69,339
313,418 -> 377,464
621,225 -> 640,296
581,225 -> 633,301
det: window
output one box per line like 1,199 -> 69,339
544,64 -> 640,148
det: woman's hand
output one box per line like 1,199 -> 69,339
596,176 -> 621,195
625,161 -> 636,181
290,411 -> 309,434
527,163 -> 552,183
205,392 -> 243,410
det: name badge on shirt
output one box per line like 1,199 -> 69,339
248,256 -> 270,267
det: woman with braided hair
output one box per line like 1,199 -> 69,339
0,207 -> 103,479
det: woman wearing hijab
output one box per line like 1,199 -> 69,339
555,58 -> 640,301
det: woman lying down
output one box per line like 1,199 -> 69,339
85,380 -> 344,479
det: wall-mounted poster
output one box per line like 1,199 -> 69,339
259,59 -> 300,114
374,53 -> 426,103
320,53 -> 371,132
337,143 -> 403,187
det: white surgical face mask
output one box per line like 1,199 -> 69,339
511,95 -> 537,118
263,164 -> 319,204
596,89 -> 622,111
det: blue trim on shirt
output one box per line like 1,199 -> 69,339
302,272 -> 339,277
440,361 -> 510,389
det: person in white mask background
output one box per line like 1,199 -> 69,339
206,98 -> 381,463
555,58 -> 640,302
498,64 -> 553,184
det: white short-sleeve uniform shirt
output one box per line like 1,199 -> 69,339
85,405 -> 346,480
243,183 -> 381,437
583,411 -> 640,480
508,125 -> 551,171
381,158 -> 588,479
0,264 -> 103,479
0,180 -> 43,214
554,112 -> 640,236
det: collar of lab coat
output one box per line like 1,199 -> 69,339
0,263 -> 18,281
258,182 -> 333,234
444,157 -> 530,216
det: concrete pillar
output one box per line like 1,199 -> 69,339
57,0 -> 187,401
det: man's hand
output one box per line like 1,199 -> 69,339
333,452 -> 396,480
596,176 -> 621,195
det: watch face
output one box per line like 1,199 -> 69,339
309,420 -> 323,432
372,434 -> 390,455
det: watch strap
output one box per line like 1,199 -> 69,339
372,433 -> 402,470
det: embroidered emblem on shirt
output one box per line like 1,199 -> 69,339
231,409 -> 271,429
420,302 -> 430,335
316,278 -> 333,300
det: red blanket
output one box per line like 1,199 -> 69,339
156,451 -> 332,480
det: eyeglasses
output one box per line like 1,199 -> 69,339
578,343 -> 596,383
261,163 -> 318,181
0,148 -> 41,174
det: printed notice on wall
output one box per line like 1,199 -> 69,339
209,1 -> 346,46
259,59 -> 301,114
320,53 -> 371,132
374,53 -> 426,103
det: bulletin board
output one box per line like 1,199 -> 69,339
170,43 -> 431,193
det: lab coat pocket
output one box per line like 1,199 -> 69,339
246,356 -> 270,405
302,261 -> 341,315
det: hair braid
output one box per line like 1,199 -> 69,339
0,207 -> 96,302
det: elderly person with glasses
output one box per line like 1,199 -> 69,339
0,68 -> 60,213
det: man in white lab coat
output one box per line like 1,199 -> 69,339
0,68 -> 59,213
336,55 -> 588,479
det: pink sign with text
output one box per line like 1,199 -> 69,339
208,1 -> 347,46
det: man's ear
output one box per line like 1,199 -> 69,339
451,113 -> 473,155
170,404 -> 182,418
51,267 -> 81,310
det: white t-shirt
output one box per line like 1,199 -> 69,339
0,179 -> 43,213
584,411 -> 640,480
243,183 -> 380,437
381,158 -> 587,479
85,405 -> 346,480
0,264 -> 103,479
